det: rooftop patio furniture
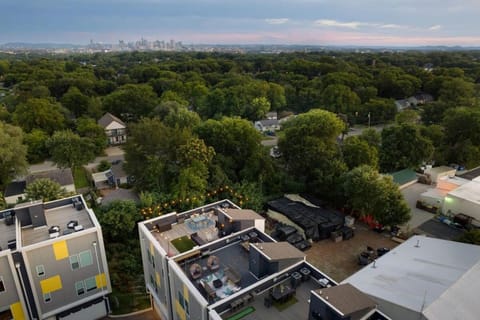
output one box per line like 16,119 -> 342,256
225,265 -> 241,284
190,263 -> 203,279
207,255 -> 220,270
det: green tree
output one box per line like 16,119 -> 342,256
360,98 -> 397,124
24,129 -> 49,163
97,200 -> 141,241
124,118 -> 213,195
47,130 -> 96,169
196,117 -> 267,183
103,84 -> 158,120
246,97 -> 271,121
0,192 -> 5,210
443,108 -> 480,168
457,229 -> 480,245
278,109 -> 346,200
25,178 -> 68,202
97,160 -> 111,172
13,98 -> 66,134
395,109 -> 419,124
380,124 -> 434,172
438,78 -> 475,106
358,128 -> 381,150
61,86 -> 91,118
0,122 -> 27,187
321,84 -> 361,115
342,136 -> 378,170
76,117 -> 107,155
343,165 -> 410,227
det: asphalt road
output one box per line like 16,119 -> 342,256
29,147 -> 126,174
400,183 -> 435,232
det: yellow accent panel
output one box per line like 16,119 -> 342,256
95,273 -> 107,288
40,275 -> 62,294
175,300 -> 186,320
53,240 -> 69,260
155,271 -> 161,287
183,284 -> 189,302
149,242 -> 154,255
10,302 -> 26,320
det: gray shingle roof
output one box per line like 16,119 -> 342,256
26,169 -> 74,186
98,112 -> 125,128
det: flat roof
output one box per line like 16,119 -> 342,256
223,208 -> 263,221
143,200 -> 241,255
426,166 -> 456,175
447,181 -> 480,205
314,283 -> 376,316
423,260 -> 480,320
251,242 -> 305,261
459,166 -> 480,181
211,261 -> 338,320
26,168 -> 74,186
0,196 -> 96,249
21,201 -> 95,246
343,235 -> 480,313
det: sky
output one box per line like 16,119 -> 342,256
1,0 -> 480,46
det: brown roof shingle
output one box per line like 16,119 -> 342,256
314,283 -> 376,317
251,242 -> 305,261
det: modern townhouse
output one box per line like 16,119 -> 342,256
0,195 -> 111,320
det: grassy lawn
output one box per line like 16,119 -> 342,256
171,236 -> 196,253
227,306 -> 255,320
73,166 -> 89,189
109,289 -> 151,315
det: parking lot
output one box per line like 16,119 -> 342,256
305,223 -> 397,282
400,182 -> 435,232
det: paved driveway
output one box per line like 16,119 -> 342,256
400,183 -> 435,232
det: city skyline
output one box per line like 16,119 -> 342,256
1,0 -> 480,46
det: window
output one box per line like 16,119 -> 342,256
44,292 -> 51,303
75,281 -> 85,295
0,277 -> 5,293
70,255 -> 79,270
79,250 -> 93,267
85,277 -> 97,292
36,265 -> 45,277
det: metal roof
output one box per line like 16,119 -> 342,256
343,236 -> 480,316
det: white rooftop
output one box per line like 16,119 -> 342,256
438,175 -> 470,187
343,236 -> 480,318
447,180 -> 480,205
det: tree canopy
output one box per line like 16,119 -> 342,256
343,165 -> 410,227
25,178 -> 68,202
0,121 -> 27,187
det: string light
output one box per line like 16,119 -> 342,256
139,185 -> 250,221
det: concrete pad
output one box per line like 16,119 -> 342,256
401,183 -> 436,232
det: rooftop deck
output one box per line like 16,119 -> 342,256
182,240 -> 260,303
151,210 -> 219,256
21,203 -> 95,247
211,262 -> 337,320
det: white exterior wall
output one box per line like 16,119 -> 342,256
443,194 -> 480,222
5,193 -> 25,205
105,121 -> 125,131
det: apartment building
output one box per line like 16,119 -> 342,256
0,195 -> 111,320
138,200 -> 389,320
